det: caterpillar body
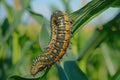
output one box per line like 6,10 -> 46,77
30,10 -> 71,76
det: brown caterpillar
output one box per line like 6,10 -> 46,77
30,10 -> 71,76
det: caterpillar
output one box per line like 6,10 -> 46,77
30,10 -> 71,76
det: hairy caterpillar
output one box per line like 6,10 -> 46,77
30,10 -> 71,76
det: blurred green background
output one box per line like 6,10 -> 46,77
0,0 -> 120,80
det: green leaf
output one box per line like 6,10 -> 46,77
0,0 -> 30,46
8,75 -> 40,80
20,0 -> 30,9
61,0 -> 71,14
28,9 -> 44,25
111,69 -> 120,80
69,0 -> 117,34
28,9 -> 47,51
1,0 -> 13,22
56,63 -> 69,80
39,19 -> 50,51
28,8 -> 50,51
77,12 -> 120,61
100,43 -> 116,76
111,0 -> 120,7
0,18 -> 9,36
7,65 -> 51,80
64,61 -> 88,80
77,29 -> 107,61
12,32 -> 21,64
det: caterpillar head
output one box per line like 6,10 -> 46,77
30,64 -> 46,76
30,56 -> 47,76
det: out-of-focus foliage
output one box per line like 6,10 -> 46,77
0,0 -> 120,80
